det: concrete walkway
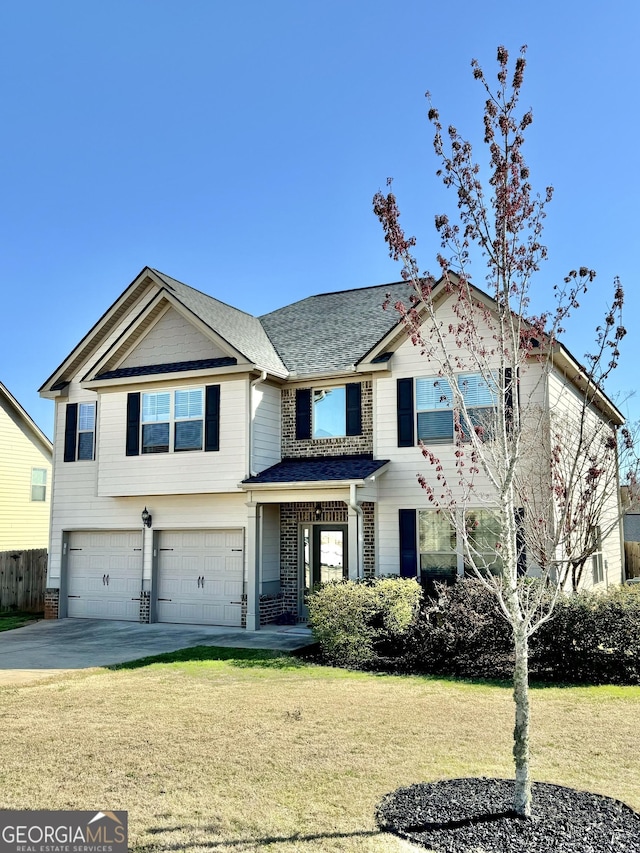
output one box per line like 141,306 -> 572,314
0,618 -> 314,686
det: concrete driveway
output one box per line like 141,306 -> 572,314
0,618 -> 313,686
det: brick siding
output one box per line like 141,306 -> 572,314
279,500 -> 376,618
281,381 -> 373,458
44,587 -> 59,619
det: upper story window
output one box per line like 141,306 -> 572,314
141,388 -> 204,453
313,387 -> 346,438
398,373 -> 497,446
63,401 -> 96,462
295,384 -> 362,441
31,468 -> 47,501
77,403 -> 96,460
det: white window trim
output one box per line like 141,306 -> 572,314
416,372 -> 497,443
141,386 -> 205,454
312,385 -> 346,440
30,467 -> 47,502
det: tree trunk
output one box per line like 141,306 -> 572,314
513,624 -> 531,817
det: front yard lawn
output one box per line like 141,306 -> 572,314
0,647 -> 638,852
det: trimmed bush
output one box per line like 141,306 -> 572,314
408,579 -> 640,685
531,584 -> 640,685
405,578 -> 514,680
307,577 -> 422,669
308,575 -> 640,685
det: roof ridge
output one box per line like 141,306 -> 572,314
151,269 -> 261,321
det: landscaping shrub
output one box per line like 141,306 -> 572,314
407,579 -> 640,685
308,575 -> 640,685
307,576 -> 422,669
404,578 -> 514,679
531,584 -> 640,685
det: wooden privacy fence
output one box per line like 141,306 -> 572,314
0,549 -> 47,612
625,541 -> 640,580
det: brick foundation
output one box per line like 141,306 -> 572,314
44,588 -> 59,619
241,592 -> 287,627
139,590 -> 150,623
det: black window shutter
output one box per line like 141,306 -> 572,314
205,385 -> 220,452
295,388 -> 311,440
399,509 -> 418,578
63,403 -> 78,462
126,393 -> 141,457
345,383 -> 362,436
397,378 -> 415,447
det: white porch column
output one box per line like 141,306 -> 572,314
245,502 -> 260,631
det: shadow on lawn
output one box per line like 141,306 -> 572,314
137,825 -> 384,851
107,645 -> 309,671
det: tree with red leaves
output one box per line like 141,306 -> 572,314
373,45 -> 638,818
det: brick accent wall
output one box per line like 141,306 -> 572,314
280,501 -> 349,616
281,381 -> 373,458
139,590 -> 150,623
362,501 -> 375,578
279,500 -> 378,616
241,592 -> 286,626
44,587 -> 59,619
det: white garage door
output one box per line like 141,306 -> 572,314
67,531 -> 142,621
156,530 -> 244,626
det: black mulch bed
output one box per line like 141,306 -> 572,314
376,777 -> 640,852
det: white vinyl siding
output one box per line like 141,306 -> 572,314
252,383 -> 281,474
119,306 -> 228,368
96,379 -> 247,497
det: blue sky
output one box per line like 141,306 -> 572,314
1,1 -> 638,440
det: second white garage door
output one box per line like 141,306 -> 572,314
156,530 -> 244,626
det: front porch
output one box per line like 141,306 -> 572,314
241,454 -> 389,630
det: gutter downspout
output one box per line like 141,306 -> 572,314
350,483 -> 364,579
249,370 -> 267,477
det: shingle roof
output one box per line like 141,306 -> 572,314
242,455 -> 389,485
96,357 -> 237,380
258,282 -> 408,374
152,270 -> 288,376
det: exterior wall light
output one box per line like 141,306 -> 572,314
315,502 -> 322,520
141,507 -> 152,528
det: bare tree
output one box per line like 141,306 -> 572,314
373,45 -> 638,818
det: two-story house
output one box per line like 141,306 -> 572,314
39,267 -> 625,628
0,382 -> 52,551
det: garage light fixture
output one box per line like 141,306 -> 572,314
141,507 -> 153,528
315,503 -> 322,520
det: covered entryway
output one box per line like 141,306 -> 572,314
155,530 -> 244,626
66,531 -> 142,621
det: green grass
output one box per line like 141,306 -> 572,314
1,647 -> 638,853
0,610 -> 42,631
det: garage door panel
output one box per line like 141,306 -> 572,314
157,529 -> 244,627
67,531 -> 141,622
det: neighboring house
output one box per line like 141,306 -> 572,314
0,382 -> 52,551
39,267 -> 625,628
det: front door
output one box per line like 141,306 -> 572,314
300,524 -> 348,618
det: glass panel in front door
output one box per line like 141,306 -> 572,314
319,529 -> 345,583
